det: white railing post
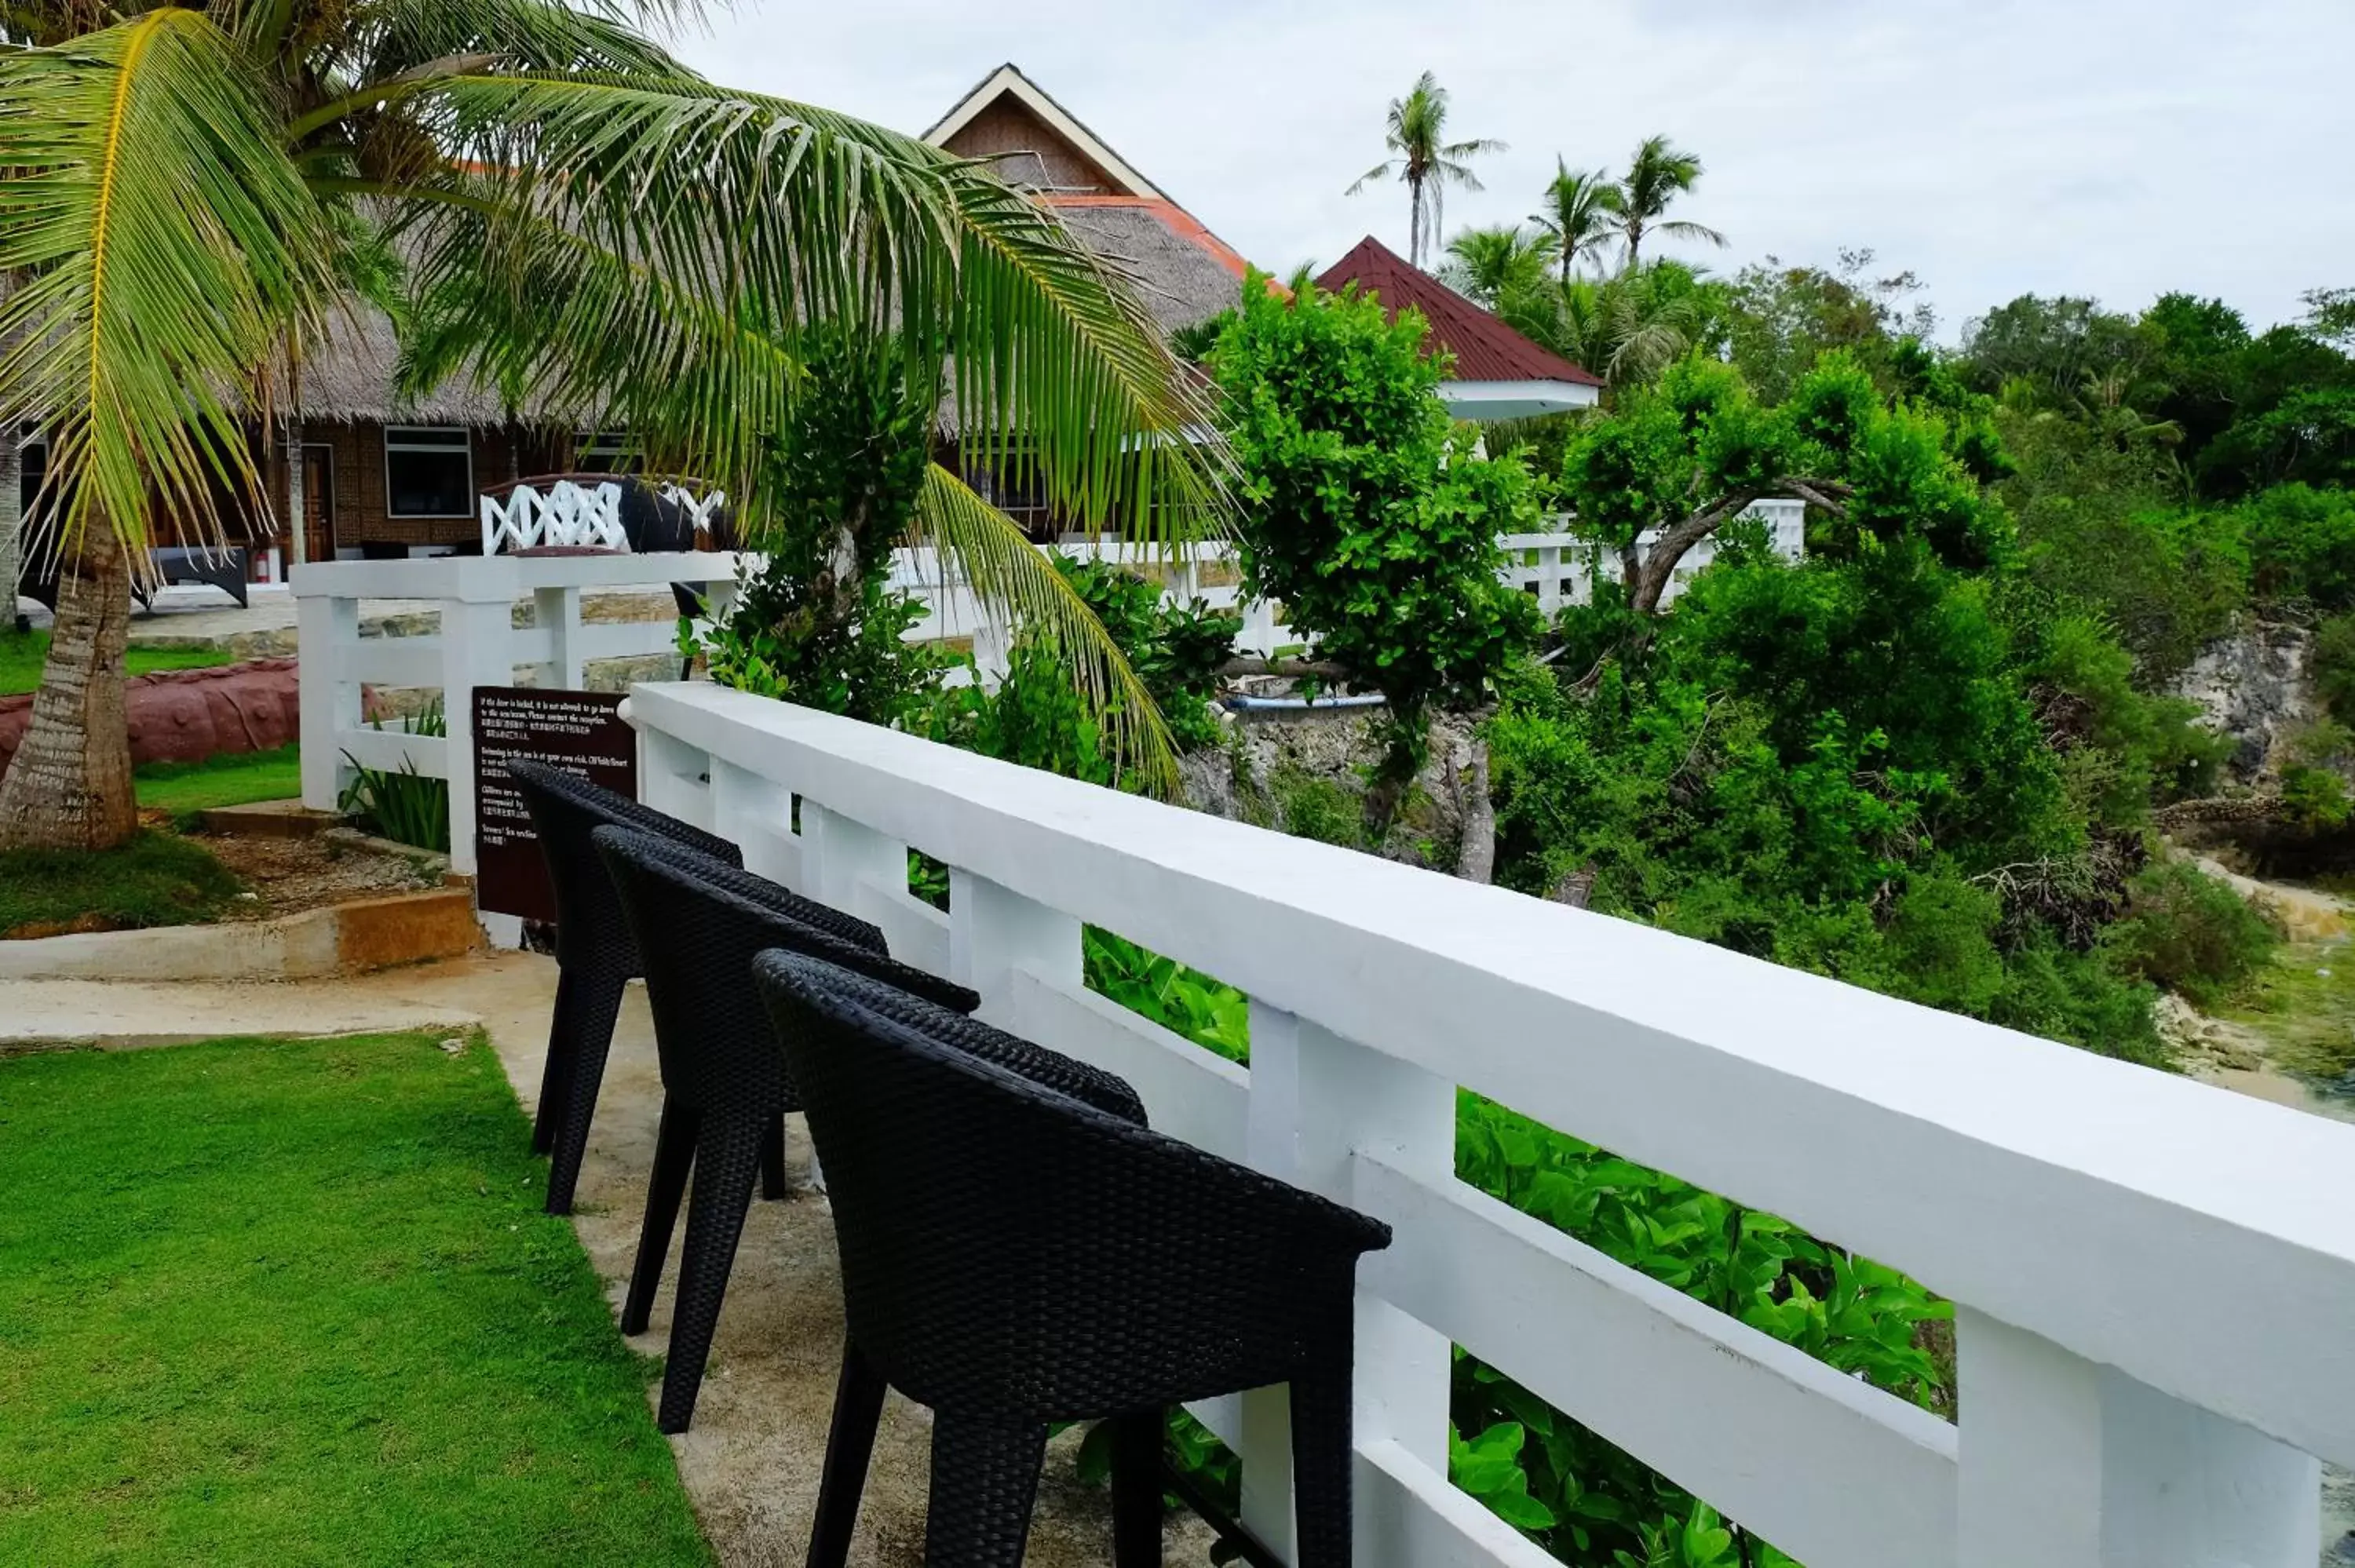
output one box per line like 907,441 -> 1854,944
439,563 -> 517,877
801,801 -> 906,920
533,584 -> 582,691
1955,1309 -> 2320,1568
710,757 -> 795,885
1244,1004 -> 1456,1561
298,589 -> 357,811
947,870 -> 1081,1027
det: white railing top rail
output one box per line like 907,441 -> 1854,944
290,549 -> 743,603
626,679 -> 2355,1474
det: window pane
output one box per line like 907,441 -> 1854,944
387,442 -> 473,517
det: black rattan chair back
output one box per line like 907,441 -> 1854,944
589,826 -> 986,1435
590,826 -> 965,1108
505,757 -> 747,1215
506,758 -> 741,972
756,947 -> 1389,1413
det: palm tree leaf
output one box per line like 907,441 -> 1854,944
909,463 -> 1182,798
414,71 -> 1225,547
0,9 -> 338,560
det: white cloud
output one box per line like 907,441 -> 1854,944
674,0 -> 2354,336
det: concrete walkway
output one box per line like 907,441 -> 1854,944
6,950 -> 1214,1566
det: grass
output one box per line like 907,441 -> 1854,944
0,830 -> 246,936
0,628 -> 233,697
0,1032 -> 714,1567
2218,937 -> 2355,1085
135,743 -> 303,818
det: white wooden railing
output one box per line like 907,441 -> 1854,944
1501,499 -> 1809,615
624,680 -> 2353,1568
292,552 -> 741,876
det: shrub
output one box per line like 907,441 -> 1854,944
2313,611 -> 2355,720
2105,859 -> 2280,1006
340,698 -> 449,853
2241,482 -> 2355,612
1271,768 -> 1364,848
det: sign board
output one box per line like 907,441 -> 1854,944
473,686 -> 635,923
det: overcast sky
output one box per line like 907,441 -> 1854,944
674,0 -> 2353,341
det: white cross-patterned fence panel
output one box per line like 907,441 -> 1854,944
628,679 -> 2353,1568
480,479 -> 629,555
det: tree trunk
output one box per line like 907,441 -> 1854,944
0,523 -> 138,851
1451,732 -> 1495,884
0,425 -> 20,633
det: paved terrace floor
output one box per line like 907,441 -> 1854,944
6,952 -> 1217,1567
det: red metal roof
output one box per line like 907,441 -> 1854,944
1315,235 -> 1601,388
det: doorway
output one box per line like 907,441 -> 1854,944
301,443 -> 334,565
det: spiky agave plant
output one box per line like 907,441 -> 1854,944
0,1 -> 1223,848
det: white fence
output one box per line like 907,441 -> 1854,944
626,679 -> 2353,1568
1501,499 -> 1808,615
293,552 -> 742,875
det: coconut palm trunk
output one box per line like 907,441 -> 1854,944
0,423 -> 20,629
0,523 -> 136,848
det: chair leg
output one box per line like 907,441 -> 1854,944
923,1411 -> 1048,1568
620,1094 -> 699,1336
530,1012 -> 571,1155
806,1340 -> 889,1568
759,1114 -> 789,1201
655,1111 -> 766,1434
1289,1344 -> 1357,1568
542,965 -> 629,1216
1110,1407 -> 1165,1568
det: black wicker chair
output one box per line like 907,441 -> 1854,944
755,949 -> 1393,1568
596,825 -> 1088,1435
507,758 -> 876,1216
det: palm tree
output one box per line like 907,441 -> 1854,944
0,2 -> 1219,848
1346,71 -> 1506,269
1531,160 -> 1621,286
1516,264 -> 1716,402
1440,225 -> 1557,312
1604,135 -> 1727,272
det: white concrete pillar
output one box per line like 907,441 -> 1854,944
947,869 -> 1080,1028
1243,1003 -> 1455,1558
801,801 -> 905,921
297,591 -> 357,811
533,585 -> 582,690
438,572 -> 518,877
1957,1309 -> 2320,1568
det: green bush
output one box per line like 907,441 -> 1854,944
1271,767 -> 1364,849
2240,483 -> 2355,612
339,698 -> 449,853
2105,860 -> 2280,1006
2313,611 -> 2355,720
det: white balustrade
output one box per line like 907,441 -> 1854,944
1500,498 -> 1809,615
480,478 -> 629,554
624,678 -> 2355,1568
291,551 -> 741,880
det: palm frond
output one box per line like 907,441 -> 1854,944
415,73 -> 1224,546
910,464 -> 1182,799
0,9 -> 338,560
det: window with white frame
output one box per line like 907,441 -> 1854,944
383,426 -> 473,517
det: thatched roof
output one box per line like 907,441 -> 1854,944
1048,199 -> 1251,333
296,304 -> 546,426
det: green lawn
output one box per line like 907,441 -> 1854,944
135,743 -> 303,816
0,830 -> 247,936
0,1032 -> 713,1566
0,629 -> 233,696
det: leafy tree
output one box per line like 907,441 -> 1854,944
1346,71 -> 1506,270
1958,295 -> 2155,407
1508,261 -> 1725,404
1555,352 -> 2006,618
1721,249 -> 1936,403
1210,272 -> 1543,785
1600,135 -> 1725,272
2303,286 -> 2355,351
1530,159 -> 1621,286
0,0 -> 1215,850
1442,224 -> 1560,312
